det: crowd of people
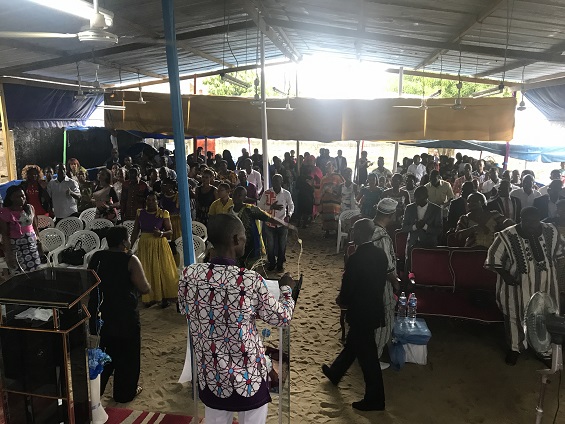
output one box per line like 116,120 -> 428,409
3,143 -> 565,421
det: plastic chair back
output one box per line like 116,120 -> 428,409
38,228 -> 66,253
87,218 -> 114,231
192,221 -> 208,242
55,217 -> 84,241
79,208 -> 97,227
37,215 -> 54,230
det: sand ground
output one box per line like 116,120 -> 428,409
103,221 -> 565,423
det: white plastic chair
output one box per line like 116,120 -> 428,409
36,215 -> 54,230
86,218 -> 114,231
122,220 -> 135,239
79,207 -> 97,228
39,228 -> 66,263
336,209 -> 360,253
192,221 -> 208,243
55,217 -> 84,241
51,230 -> 100,267
175,235 -> 205,270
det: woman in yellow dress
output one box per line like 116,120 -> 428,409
131,192 -> 178,308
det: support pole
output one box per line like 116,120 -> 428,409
354,140 -> 360,183
504,141 -> 510,171
63,128 -> 68,166
0,84 -> 16,181
162,0 -> 195,268
296,140 -> 300,176
260,32 -> 270,189
393,67 -> 403,174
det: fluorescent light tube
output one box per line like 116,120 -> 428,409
27,0 -> 113,26
97,105 -> 126,111
221,73 -> 250,89
471,84 -> 504,98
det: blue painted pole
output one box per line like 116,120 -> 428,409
162,0 -> 195,265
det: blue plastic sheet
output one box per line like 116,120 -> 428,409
389,318 -> 432,370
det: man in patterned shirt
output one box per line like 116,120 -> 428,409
179,213 -> 295,423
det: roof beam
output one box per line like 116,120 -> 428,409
264,18 -> 565,65
385,68 -> 519,87
240,0 -> 302,63
414,0 -> 505,70
0,21 -> 256,76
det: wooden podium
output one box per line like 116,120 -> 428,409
0,268 -> 99,424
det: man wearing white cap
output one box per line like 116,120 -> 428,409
372,198 -> 401,370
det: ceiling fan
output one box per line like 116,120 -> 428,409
0,0 -> 118,45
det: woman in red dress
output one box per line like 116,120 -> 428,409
19,165 -> 49,216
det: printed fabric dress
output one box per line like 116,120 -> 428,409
319,173 -> 345,232
136,208 -> 178,303
0,207 -> 41,273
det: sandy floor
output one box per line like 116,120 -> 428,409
103,221 -> 565,424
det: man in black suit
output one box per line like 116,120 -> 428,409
447,181 -> 475,231
401,186 -> 443,271
322,218 -> 387,412
488,180 -> 522,223
335,150 -> 348,174
533,179 -> 565,220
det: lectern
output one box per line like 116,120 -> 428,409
0,268 -> 100,424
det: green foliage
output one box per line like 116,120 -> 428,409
202,70 -> 279,97
385,74 -> 511,98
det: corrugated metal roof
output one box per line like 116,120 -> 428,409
0,0 -> 563,90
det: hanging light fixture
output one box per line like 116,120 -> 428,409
517,66 -> 527,111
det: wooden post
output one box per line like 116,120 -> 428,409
0,84 -> 16,181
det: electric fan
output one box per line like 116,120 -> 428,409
524,292 -> 565,424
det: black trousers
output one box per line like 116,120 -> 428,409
328,325 -> 385,405
100,324 -> 141,403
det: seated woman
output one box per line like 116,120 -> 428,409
130,192 -> 178,308
92,168 -> 120,223
0,185 -> 44,274
87,226 -> 150,403
455,192 -> 513,249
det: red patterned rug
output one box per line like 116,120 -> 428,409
106,407 -> 239,424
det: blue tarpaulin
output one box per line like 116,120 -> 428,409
400,140 -> 565,163
524,85 -> 565,122
4,83 -> 103,128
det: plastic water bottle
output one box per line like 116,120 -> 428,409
397,292 -> 407,318
408,293 -> 417,325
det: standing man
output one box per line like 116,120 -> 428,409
485,207 -> 564,365
511,174 -> 541,208
447,181 -> 476,231
47,163 -> 81,220
533,179 -> 565,220
401,186 -> 443,271
259,174 -> 294,272
237,170 -> 258,205
538,169 -> 563,196
406,155 -> 426,183
452,163 -> 476,197
488,180 -> 521,223
335,150 -> 348,174
243,158 -> 263,194
322,218 -> 387,411
120,167 -> 149,221
372,157 -> 393,182
425,170 -> 454,213
481,167 -> 501,199
179,213 -> 295,423
106,148 -> 121,169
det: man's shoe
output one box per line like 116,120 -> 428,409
352,400 -> 385,411
276,264 -> 284,272
266,264 -> 276,271
505,350 -> 519,366
321,364 -> 339,386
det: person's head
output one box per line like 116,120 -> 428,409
68,158 -> 80,174
466,192 -> 487,213
326,161 -> 335,175
207,213 -> 246,258
463,163 -> 472,178
352,218 -> 375,246
273,156 -> 282,167
290,149 -> 295,157
548,179 -> 563,200
97,168 -> 112,185
461,181 -> 475,199
522,174 -> 534,191
222,149 -> 233,160
232,186 -> 247,207
456,152 -> 462,161
128,166 -> 140,182
111,148 -> 119,159
22,165 -> 41,182
429,169 -> 440,187
159,167 -> 169,181
390,173 -> 402,190
217,183 -> 231,200
378,176 -> 386,188
219,160 -> 228,173
254,148 -> 259,155
520,207 -> 542,236
115,167 -> 125,182
111,162 -> 121,177
215,153 -> 223,162
489,167 -> 499,181
202,168 -> 214,185
243,158 -> 253,172
207,151 -> 213,159
375,198 -> 398,226
550,169 -> 561,181
413,155 -> 420,165
4,185 -> 26,210
147,168 -> 158,182
241,148 -> 248,156
77,169 -> 87,184
405,174 -> 417,190
367,173 -> 377,188
145,192 -> 158,211
420,154 -> 429,166
414,186 -> 428,207
337,149 -> 343,157
361,151 -> 368,158
342,167 -> 353,182
272,174 -> 283,191
284,152 -> 291,160
377,157 -> 385,168
106,226 -> 130,251
56,163 -> 66,181
238,170 -> 248,185
124,156 -> 132,167
511,169 -> 520,184
403,157 -> 411,167
44,166 -> 54,181
162,178 -> 177,195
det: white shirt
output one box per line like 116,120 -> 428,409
259,187 -> 294,225
47,176 -> 80,218
510,188 -> 541,208
481,179 -> 500,195
246,169 -> 263,194
412,203 -> 429,231
407,163 -> 426,182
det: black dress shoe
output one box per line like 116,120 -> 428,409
266,264 -> 276,271
352,400 -> 385,411
276,264 -> 284,272
321,364 -> 339,386
505,350 -> 519,366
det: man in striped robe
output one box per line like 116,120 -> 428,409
485,207 -> 565,365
